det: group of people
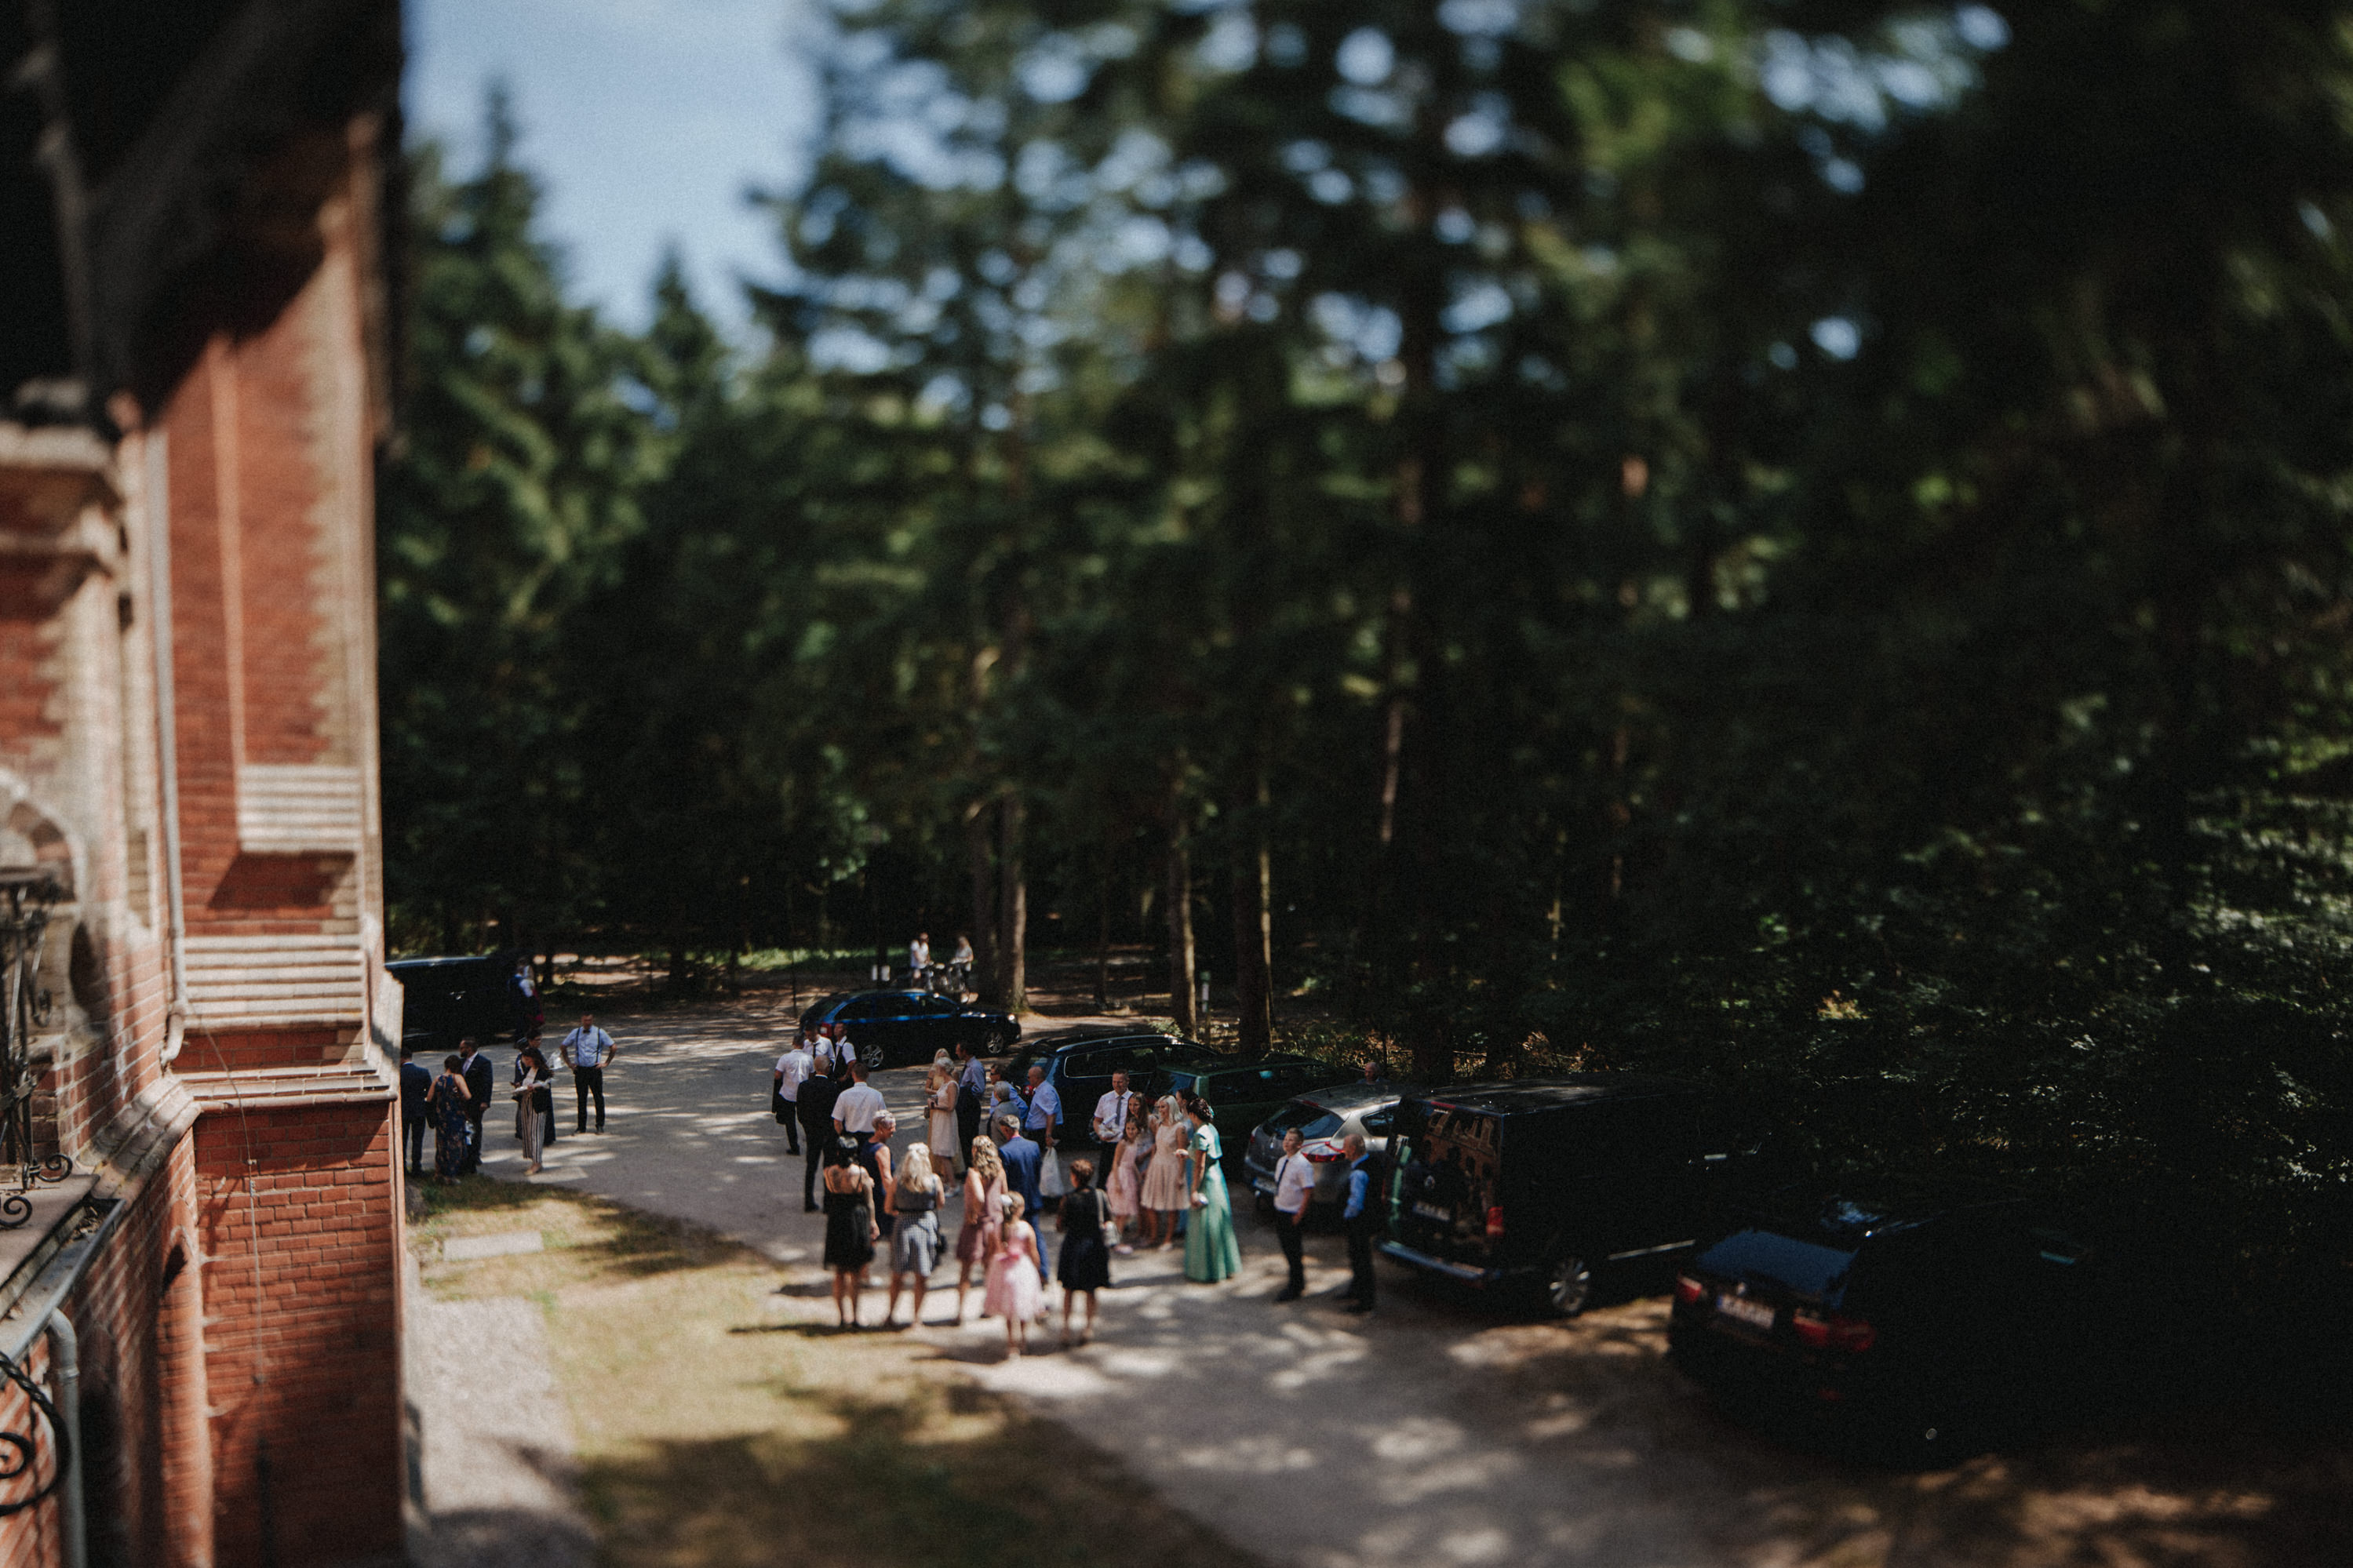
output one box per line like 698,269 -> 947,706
778,1028 -> 1344,1356
402,1013 -> 620,1182
904,930 -> 976,992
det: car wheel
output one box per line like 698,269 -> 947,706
984,1024 -> 1014,1053
1543,1253 -> 1594,1318
858,1038 -> 885,1072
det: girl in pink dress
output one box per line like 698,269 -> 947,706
1105,1105 -> 1146,1252
981,1193 -> 1044,1358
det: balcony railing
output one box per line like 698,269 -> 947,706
0,872 -> 73,1228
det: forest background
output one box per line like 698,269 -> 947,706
381,0 -> 2353,1315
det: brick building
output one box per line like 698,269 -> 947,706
0,4 -> 406,1566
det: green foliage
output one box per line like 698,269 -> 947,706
383,9 -> 2353,1290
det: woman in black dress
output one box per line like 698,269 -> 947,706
821,1137 -> 879,1330
1055,1158 -> 1112,1348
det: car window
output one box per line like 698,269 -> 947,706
841,995 -> 897,1020
1262,1101 -> 1334,1135
1360,1108 -> 1394,1137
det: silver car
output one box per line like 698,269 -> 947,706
1243,1082 -> 1407,1223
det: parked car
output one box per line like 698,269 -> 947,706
1000,1028 -> 1224,1142
1242,1082 -> 1410,1224
798,988 -> 1018,1070
388,955 -> 515,1059
1382,1074 -> 1737,1316
1666,1176 -> 2106,1461
1158,1055 -> 1360,1167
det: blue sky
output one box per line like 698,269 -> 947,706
406,0 -> 821,332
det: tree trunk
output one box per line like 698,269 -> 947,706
1230,772 -> 1273,1059
998,795 -> 1026,1016
1164,813 -> 1196,1037
1095,842 -> 1112,1009
966,799 -> 998,1003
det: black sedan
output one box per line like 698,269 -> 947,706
798,988 -> 1018,1070
1666,1176 -> 2107,1462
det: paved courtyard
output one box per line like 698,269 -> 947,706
458,1000 -> 2351,1568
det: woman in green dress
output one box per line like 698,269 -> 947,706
1182,1095 -> 1241,1282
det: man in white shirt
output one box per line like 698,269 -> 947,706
1090,1071 -> 1136,1150
1271,1128 -> 1317,1301
559,1013 -> 617,1133
773,1034 -> 814,1155
908,932 -> 931,981
832,1060 -> 888,1145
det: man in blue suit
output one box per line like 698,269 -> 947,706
993,1112 -> 1050,1281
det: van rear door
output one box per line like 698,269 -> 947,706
1389,1101 -> 1505,1268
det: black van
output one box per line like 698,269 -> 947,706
388,955 -> 516,1059
1381,1074 -> 1735,1316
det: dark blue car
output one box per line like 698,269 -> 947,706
798,988 -> 1018,1070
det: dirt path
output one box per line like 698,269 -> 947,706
463,994 -> 2351,1568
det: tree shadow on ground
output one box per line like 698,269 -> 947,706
578,1382 -> 1268,1568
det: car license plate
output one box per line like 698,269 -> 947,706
1412,1202 -> 1451,1222
1715,1293 -> 1776,1331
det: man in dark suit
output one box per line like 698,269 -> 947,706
399,1049 -> 432,1176
1339,1133 -> 1379,1315
458,1038 -> 494,1174
953,1040 -> 984,1159
798,1058 -> 842,1212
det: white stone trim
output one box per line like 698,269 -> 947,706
235,762 -> 363,853
184,932 -> 363,1024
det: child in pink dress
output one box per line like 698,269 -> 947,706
981,1193 -> 1044,1358
1105,1111 -> 1145,1252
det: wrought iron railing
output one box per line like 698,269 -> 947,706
0,872 -> 74,1228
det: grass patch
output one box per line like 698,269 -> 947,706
410,1176 -> 1261,1568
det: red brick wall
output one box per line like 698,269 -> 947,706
0,1340 -> 63,1568
195,1104 -> 399,1567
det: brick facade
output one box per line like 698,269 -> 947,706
0,7 -> 405,1563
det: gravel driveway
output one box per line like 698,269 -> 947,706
474,1003 -> 2352,1568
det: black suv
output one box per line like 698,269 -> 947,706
1000,1028 -> 1225,1143
1667,1177 -> 2105,1461
1382,1074 -> 1736,1316
389,955 -> 517,1058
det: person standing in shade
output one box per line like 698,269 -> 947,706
924,1053 -> 961,1176
526,1028 -> 557,1148
458,1039 -> 494,1174
1105,1104 -> 1146,1253
1270,1127 -> 1317,1301
399,1049 -> 431,1177
561,1013 -> 616,1133
953,1040 -> 985,1155
1023,1064 -> 1064,1209
1182,1096 -> 1240,1283
773,1031 -> 813,1156
821,1138 -> 879,1330
954,1136 -> 1007,1323
1055,1159 -> 1112,1347
1089,1070 -> 1136,1157
428,1054 -> 471,1183
798,1057 -> 843,1212
982,1193 -> 1043,1359
832,1060 -> 887,1148
1339,1132 -> 1379,1315
510,1042 -> 548,1175
908,930 -> 931,984
865,1110 -> 899,1248
1139,1094 -> 1188,1248
883,1141 -> 945,1328
994,1112 -> 1043,1222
